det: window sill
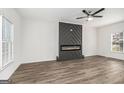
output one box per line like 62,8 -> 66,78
0,60 -> 14,72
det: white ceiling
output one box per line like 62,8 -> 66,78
16,8 -> 124,27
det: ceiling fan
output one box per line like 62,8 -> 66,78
76,8 -> 105,21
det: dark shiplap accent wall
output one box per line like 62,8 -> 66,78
58,22 -> 84,60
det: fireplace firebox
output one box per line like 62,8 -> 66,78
61,45 -> 81,51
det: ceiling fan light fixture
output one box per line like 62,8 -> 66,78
87,16 -> 93,21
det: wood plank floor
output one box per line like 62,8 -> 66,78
9,56 -> 124,84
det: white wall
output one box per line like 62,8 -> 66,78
21,20 -> 97,63
0,8 -> 21,80
83,25 -> 97,56
97,21 -> 124,60
21,19 -> 58,63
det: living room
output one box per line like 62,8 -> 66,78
0,8 -> 124,84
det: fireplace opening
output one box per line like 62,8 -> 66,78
60,45 -> 81,51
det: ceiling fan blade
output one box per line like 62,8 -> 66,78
82,10 -> 89,16
92,8 -> 105,16
76,16 -> 87,19
93,15 -> 103,17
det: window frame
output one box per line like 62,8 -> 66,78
0,15 -> 14,70
0,15 -> 2,70
111,31 -> 124,53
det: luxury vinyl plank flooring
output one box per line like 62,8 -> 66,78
9,56 -> 124,84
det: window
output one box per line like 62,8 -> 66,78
0,16 -> 13,70
111,32 -> 124,53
